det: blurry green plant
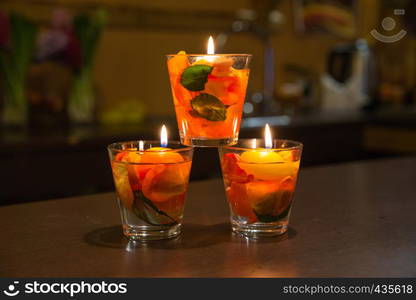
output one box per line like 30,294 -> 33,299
68,9 -> 107,123
0,14 -> 37,125
99,99 -> 146,125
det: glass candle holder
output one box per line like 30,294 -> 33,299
166,53 -> 251,147
108,141 -> 193,241
218,139 -> 302,238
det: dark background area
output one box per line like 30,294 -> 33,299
1,0 -> 416,204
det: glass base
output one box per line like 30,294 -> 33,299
122,224 -> 181,241
231,220 -> 288,238
181,136 -> 238,147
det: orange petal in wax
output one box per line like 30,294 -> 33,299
227,182 -> 257,223
142,162 -> 191,203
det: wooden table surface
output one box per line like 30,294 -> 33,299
1,157 -> 416,277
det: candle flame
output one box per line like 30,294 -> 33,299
252,139 -> 257,149
161,125 -> 168,147
207,36 -> 215,55
265,124 -> 273,149
138,140 -> 144,151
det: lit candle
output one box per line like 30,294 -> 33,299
203,35 -> 234,75
141,125 -> 184,163
146,124 -> 170,152
167,35 -> 251,147
240,124 -> 281,163
237,124 -> 288,180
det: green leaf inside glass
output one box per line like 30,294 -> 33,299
253,190 -> 293,223
180,64 -> 213,91
132,191 -> 177,226
190,93 -> 227,122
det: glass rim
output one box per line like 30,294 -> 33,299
221,138 -> 303,151
107,140 -> 193,153
166,54 -> 252,57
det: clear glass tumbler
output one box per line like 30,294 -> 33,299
166,53 -> 251,147
219,139 -> 302,238
108,141 -> 193,241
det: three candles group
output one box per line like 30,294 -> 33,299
108,37 -> 302,240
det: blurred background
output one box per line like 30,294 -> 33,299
1,0 -> 415,204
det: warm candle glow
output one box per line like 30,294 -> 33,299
265,124 -> 273,149
138,140 -> 144,151
207,36 -> 215,55
161,125 -> 168,147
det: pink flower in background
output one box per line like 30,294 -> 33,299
36,29 -> 68,59
0,11 -> 10,48
36,8 -> 81,69
51,8 -> 71,30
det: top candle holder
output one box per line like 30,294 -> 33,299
166,52 -> 251,147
